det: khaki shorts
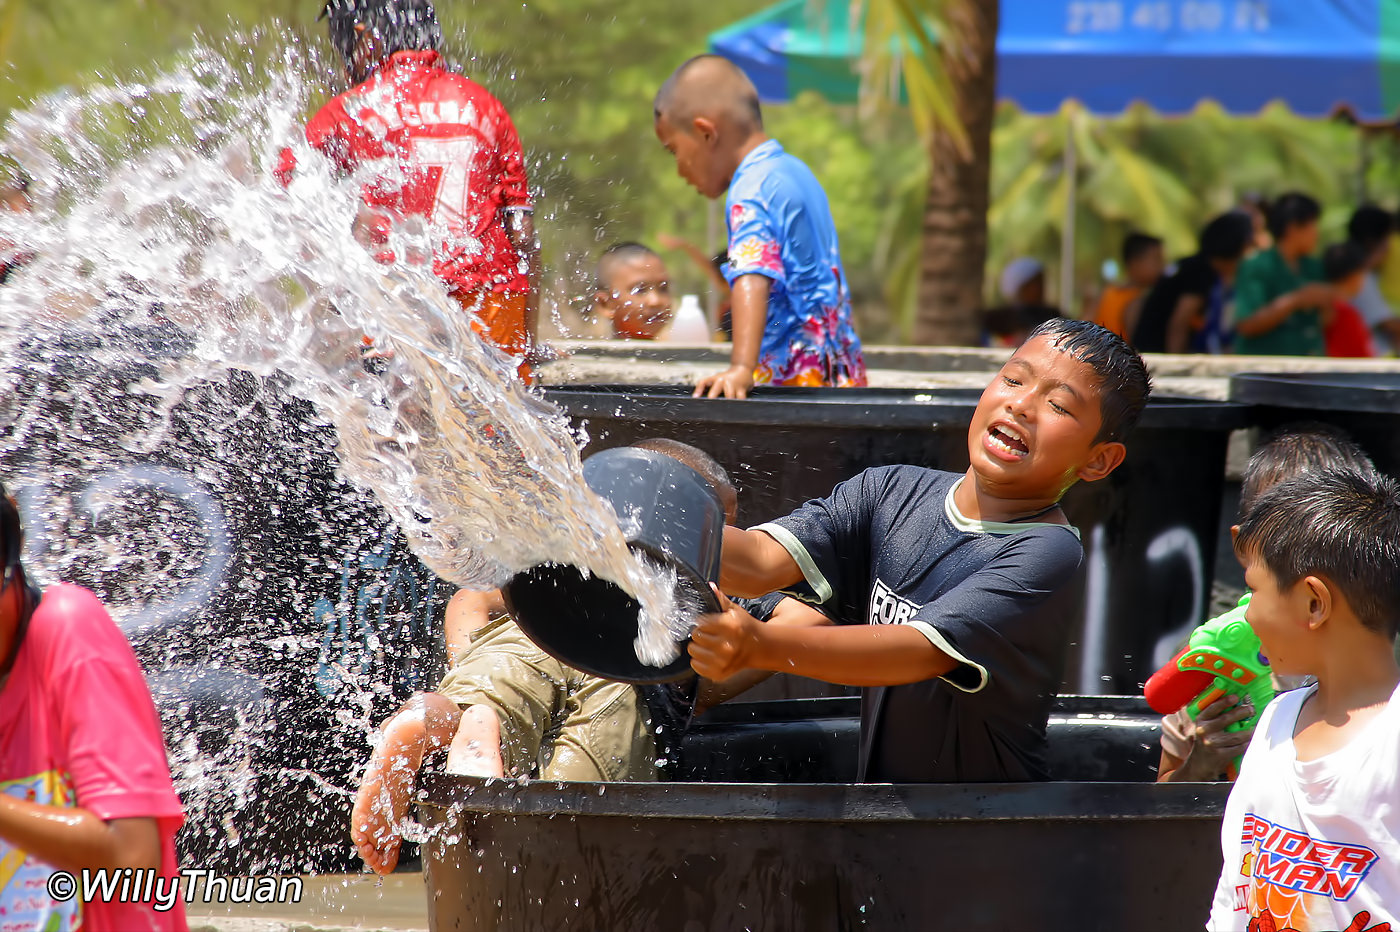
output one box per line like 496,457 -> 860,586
436,616 -> 657,782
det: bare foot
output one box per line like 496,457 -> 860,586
351,735 -> 418,874
445,705 -> 505,778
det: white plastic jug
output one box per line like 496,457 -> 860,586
665,294 -> 711,343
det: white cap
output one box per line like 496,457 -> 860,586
999,257 -> 1045,302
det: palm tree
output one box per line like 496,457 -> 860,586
853,0 -> 997,346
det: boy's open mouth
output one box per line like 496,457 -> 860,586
987,424 -> 1029,458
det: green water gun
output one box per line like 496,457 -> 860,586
1144,595 -> 1275,742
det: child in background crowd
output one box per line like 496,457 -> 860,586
1321,242 -> 1375,358
1209,468 -> 1400,930
1233,192 -> 1334,356
1132,212 -> 1254,355
1345,205 -> 1400,356
689,320 -> 1149,783
654,55 -> 865,398
1156,424 -> 1376,782
982,258 -> 1063,348
0,173 -> 33,284
593,242 -> 673,340
0,486 -> 187,932
1094,231 -> 1165,340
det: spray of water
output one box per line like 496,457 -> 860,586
0,35 -> 685,869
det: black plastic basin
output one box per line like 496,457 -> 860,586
1230,371 -> 1400,476
547,385 -> 1251,694
418,774 -> 1227,931
675,694 -> 1166,784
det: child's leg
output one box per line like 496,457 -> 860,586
445,705 -> 505,777
437,615 -> 571,779
351,692 -> 462,875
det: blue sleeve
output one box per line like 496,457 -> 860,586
752,467 -> 888,614
725,197 -> 786,287
904,528 -> 1085,694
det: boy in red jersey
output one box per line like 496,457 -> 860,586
283,0 -> 541,378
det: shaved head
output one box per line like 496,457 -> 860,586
654,55 -> 763,134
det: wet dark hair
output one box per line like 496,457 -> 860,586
1025,318 -> 1152,443
1347,204 -> 1394,251
1235,468 -> 1400,639
1239,423 -> 1375,514
596,242 -> 660,292
1199,212 -> 1255,262
1121,232 -> 1162,266
320,0 -> 441,65
1322,241 -> 1369,285
631,438 -> 736,519
1265,192 -> 1321,241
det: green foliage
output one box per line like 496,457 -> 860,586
985,102 -> 1393,309
4,1 -> 1396,342
874,102 -> 1400,327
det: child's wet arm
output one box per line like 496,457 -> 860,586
719,526 -> 803,597
0,796 -> 160,874
728,274 -> 769,370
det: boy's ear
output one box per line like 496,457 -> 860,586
1301,575 -> 1332,631
691,116 -> 718,143
593,290 -> 615,320
1075,440 -> 1127,484
1229,524 -> 1241,546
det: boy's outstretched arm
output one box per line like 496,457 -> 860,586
694,596 -> 835,712
689,588 -> 956,686
718,526 -> 804,598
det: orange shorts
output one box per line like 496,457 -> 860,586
456,290 -> 532,382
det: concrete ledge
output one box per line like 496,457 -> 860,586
542,340 -> 1400,402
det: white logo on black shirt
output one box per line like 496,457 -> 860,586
870,578 -> 920,626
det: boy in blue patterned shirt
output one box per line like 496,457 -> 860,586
654,55 -> 866,398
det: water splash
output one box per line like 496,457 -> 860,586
0,36 -> 681,869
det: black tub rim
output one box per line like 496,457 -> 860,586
543,383 -> 1253,432
417,774 -> 1230,824
1229,371 -> 1400,414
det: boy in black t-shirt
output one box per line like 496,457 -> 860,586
689,319 -> 1152,782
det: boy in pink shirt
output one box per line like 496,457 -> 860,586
0,486 -> 186,932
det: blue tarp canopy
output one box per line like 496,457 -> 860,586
710,0 -> 1400,118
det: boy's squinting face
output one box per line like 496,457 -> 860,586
968,336 -> 1123,498
599,255 -> 673,340
1241,552 -> 1313,676
655,115 -> 726,199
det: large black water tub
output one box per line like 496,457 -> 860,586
1230,371 -> 1400,476
419,776 -> 1227,932
418,695 -> 1227,931
547,385 -> 1251,694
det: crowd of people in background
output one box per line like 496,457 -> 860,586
1060,194 -> 1400,357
